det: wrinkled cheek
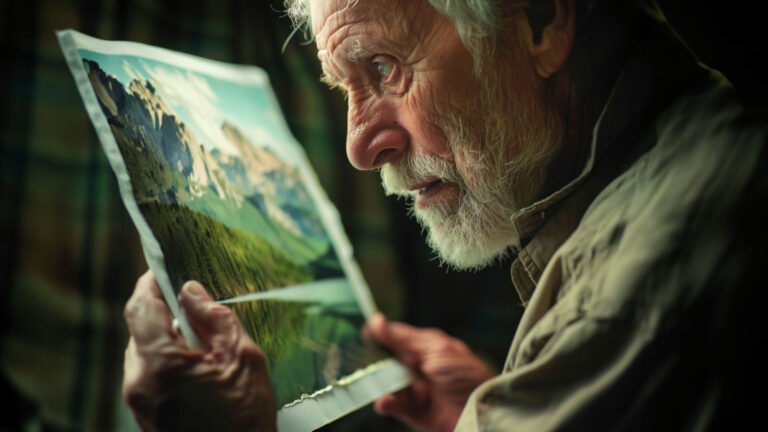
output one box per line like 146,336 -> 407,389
453,148 -> 487,191
417,108 -> 449,148
403,89 -> 450,155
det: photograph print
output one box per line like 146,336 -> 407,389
57,30 -> 407,428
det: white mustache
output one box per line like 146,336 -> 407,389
380,152 -> 464,197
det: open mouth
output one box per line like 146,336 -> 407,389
418,179 -> 443,198
410,178 -> 454,209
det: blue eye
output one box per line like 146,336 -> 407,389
370,55 -> 404,90
374,61 -> 394,78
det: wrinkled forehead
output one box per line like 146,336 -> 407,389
309,0 -> 422,51
309,0 -> 350,37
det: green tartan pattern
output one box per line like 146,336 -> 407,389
0,1 -> 520,430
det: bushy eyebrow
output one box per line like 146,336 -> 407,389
347,39 -> 373,62
317,40 -> 374,93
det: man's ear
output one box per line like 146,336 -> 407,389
525,0 -> 576,79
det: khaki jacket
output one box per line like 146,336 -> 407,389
456,8 -> 767,431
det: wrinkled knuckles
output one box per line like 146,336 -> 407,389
204,303 -> 237,329
429,335 -> 457,353
447,338 -> 470,353
123,296 -> 139,321
423,327 -> 448,339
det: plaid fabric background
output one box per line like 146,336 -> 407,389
0,0 -> 522,430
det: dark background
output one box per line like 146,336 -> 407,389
1,0 -> 766,430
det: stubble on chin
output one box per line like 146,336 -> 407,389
381,54 -> 563,270
379,130 -> 521,271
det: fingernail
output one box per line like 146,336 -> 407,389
182,281 -> 207,299
371,312 -> 386,326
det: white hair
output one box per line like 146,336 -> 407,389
284,0 -> 525,61
425,0 -> 503,58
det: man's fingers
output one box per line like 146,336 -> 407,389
374,389 -> 412,418
124,270 -> 178,346
370,313 -> 409,349
373,393 -> 399,416
369,313 -> 438,363
374,382 -> 430,427
179,281 -> 241,352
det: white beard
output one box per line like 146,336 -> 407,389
381,70 -> 562,270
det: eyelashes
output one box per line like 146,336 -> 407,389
319,53 -> 409,97
370,54 -> 408,94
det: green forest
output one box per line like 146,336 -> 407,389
94,68 -> 382,406
141,200 -> 310,358
111,112 -> 321,359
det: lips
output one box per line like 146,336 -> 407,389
409,178 -> 453,209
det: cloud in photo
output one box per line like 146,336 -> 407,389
134,62 -> 242,156
122,59 -> 143,83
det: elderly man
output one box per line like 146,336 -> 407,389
122,0 -> 766,430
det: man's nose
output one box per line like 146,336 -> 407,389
345,100 -> 408,170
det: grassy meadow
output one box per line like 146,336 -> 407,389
91,63 -> 380,406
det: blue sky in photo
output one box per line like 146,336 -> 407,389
79,49 -> 300,163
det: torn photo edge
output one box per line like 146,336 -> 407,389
57,29 -> 411,431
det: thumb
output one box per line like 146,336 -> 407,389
374,392 -> 410,418
369,313 -> 423,367
179,281 -> 240,352
374,380 -> 431,427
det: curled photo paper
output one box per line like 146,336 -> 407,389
57,29 -> 410,431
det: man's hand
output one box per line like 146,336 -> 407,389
369,314 -> 495,432
122,271 -> 276,432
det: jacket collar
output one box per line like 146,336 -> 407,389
508,8 -> 712,304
